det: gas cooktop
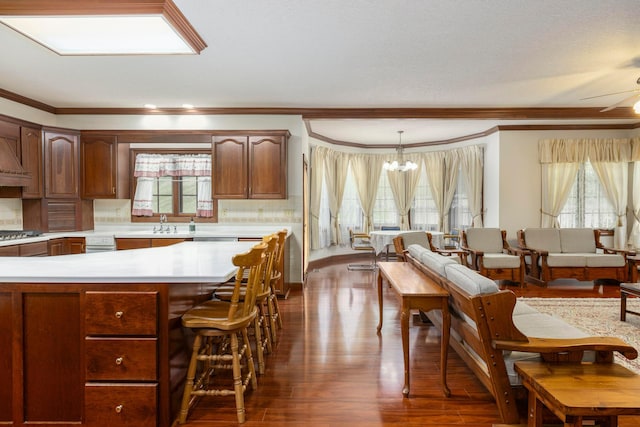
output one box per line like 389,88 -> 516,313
0,230 -> 42,241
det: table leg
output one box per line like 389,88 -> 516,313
401,303 -> 410,397
440,301 -> 451,397
376,271 -> 383,333
621,290 -> 627,321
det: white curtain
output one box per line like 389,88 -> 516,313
591,161 -> 628,249
324,149 -> 350,244
422,151 -> 446,230
629,138 -> 640,248
196,177 -> 213,217
309,147 -> 325,250
458,145 -> 484,227
131,153 -> 212,217
539,139 -> 587,228
132,177 -> 155,216
441,151 -> 460,232
350,154 -> 384,233
386,153 -> 421,230
540,163 -> 580,228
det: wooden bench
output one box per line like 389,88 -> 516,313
403,251 -> 639,425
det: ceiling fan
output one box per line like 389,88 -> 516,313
581,76 -> 640,112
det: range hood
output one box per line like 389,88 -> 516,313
0,139 -> 31,187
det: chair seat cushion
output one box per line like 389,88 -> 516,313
480,253 -> 521,269
546,253 -> 586,267
585,253 -> 626,267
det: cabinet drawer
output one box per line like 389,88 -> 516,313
85,292 -> 157,336
85,383 -> 157,427
86,337 -> 157,381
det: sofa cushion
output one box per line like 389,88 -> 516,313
560,228 -> 596,254
407,244 -> 430,260
444,263 -> 500,296
523,228 -> 561,253
512,301 -> 539,317
480,253 -> 521,269
465,228 -> 504,253
585,253 -> 626,267
420,250 -> 459,276
399,231 -> 430,249
546,253 -> 586,267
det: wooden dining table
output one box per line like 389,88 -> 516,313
376,261 -> 451,398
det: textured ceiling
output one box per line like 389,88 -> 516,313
1,0 -> 640,143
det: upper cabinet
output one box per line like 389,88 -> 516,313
213,131 -> 289,199
20,126 -> 43,199
44,129 -> 80,199
81,134 -> 117,199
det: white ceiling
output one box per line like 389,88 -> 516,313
1,0 -> 640,144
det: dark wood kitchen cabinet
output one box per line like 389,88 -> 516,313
20,126 -> 43,199
81,134 -> 117,199
48,237 -> 86,255
213,131 -> 289,199
44,128 -> 80,199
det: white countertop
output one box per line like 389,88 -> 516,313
0,241 -> 256,283
0,225 -> 291,247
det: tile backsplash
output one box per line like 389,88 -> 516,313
0,199 -> 23,229
0,197 -> 302,228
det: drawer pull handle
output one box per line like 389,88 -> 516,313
115,311 -> 124,318
115,357 -> 124,365
115,405 -> 123,414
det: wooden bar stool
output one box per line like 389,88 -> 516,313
177,242 -> 267,424
267,229 -> 287,344
212,234 -> 278,374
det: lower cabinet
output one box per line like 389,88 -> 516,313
85,384 -> 157,427
0,284 -> 206,427
115,238 -> 190,250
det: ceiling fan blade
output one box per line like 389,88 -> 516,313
600,93 -> 640,112
581,88 -> 640,100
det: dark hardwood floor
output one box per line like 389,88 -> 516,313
179,257 -> 637,426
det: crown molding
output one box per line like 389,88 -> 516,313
305,120 -> 640,149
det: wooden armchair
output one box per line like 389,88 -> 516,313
461,228 -> 526,286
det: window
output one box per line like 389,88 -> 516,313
449,176 -> 473,231
151,175 -> 198,215
131,152 -> 213,220
411,168 -> 439,230
558,162 -> 617,228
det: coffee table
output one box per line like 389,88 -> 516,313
620,282 -> 640,321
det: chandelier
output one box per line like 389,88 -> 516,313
383,130 -> 418,172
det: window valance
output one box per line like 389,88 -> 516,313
133,153 -> 211,177
539,138 -> 631,164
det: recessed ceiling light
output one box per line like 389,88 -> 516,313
144,104 -> 157,110
0,0 -> 207,55
182,104 -> 194,109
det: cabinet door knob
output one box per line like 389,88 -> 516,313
115,357 -> 124,365
115,405 -> 123,413
115,311 -> 124,318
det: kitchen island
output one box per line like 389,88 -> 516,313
0,241 -> 255,427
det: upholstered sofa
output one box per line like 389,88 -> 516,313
517,227 -> 630,286
403,243 -> 637,424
